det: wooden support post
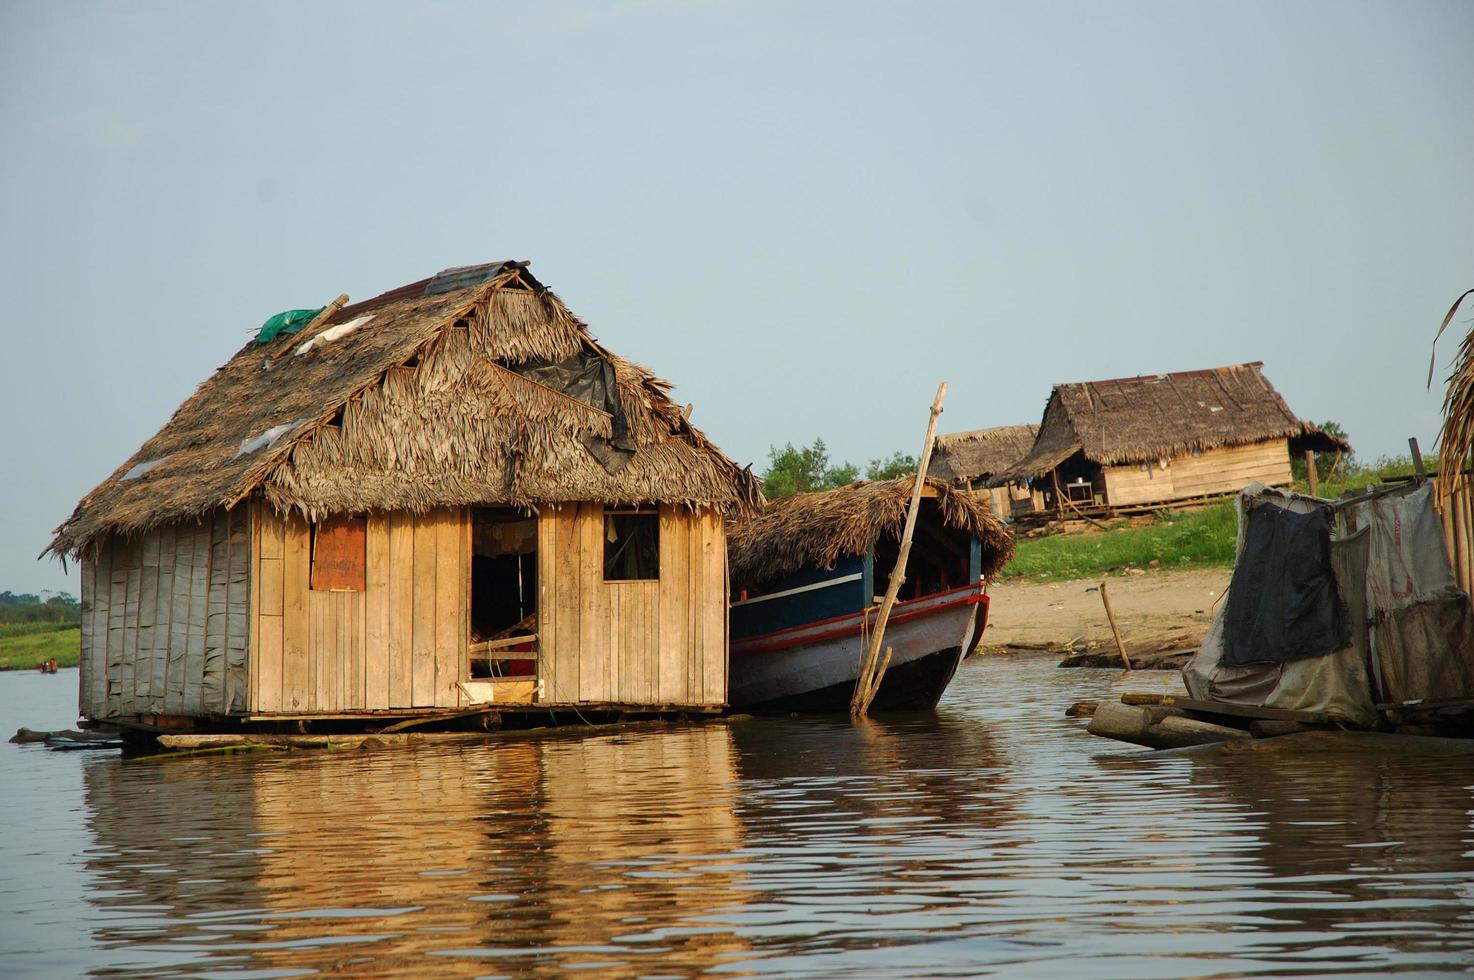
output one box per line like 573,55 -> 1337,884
1456,489 -> 1468,595
1410,437 -> 1427,484
852,382 -> 947,717
1304,450 -> 1319,497
1099,581 -> 1132,671
1454,488 -> 1467,596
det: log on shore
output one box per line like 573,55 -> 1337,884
1058,648 -> 1195,670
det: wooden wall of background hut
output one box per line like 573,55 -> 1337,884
249,504 -> 468,713
537,503 -> 727,707
978,482 -> 1046,520
1100,438 -> 1293,507
79,508 -> 251,719
981,486 -> 1010,521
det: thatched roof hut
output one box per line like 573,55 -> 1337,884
928,424 -> 1039,485
728,476 -> 1014,590
51,261 -> 758,558
994,362 -> 1346,487
60,261 -> 759,725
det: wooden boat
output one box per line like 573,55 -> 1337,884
727,477 -> 1014,713
731,575 -> 988,711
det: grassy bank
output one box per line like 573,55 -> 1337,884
0,622 -> 81,670
1000,501 -> 1238,582
998,456 -> 1419,583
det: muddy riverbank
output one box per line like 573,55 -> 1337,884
983,567 -> 1230,657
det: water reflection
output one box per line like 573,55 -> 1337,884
1,655 -> 1467,977
1162,735 -> 1474,967
81,726 -> 752,977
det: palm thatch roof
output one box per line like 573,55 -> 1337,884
992,362 -> 1349,485
928,424 -> 1039,484
51,261 -> 760,557
727,477 -> 1014,589
1434,288 -> 1474,481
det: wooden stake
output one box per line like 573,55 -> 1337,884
862,647 -> 894,709
1099,581 -> 1132,671
1410,437 -> 1427,483
852,383 -> 947,716
1304,450 -> 1319,497
302,293 -> 350,336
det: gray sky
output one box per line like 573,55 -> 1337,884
3,0 -> 1472,595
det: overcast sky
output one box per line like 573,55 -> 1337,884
3,0 -> 1472,595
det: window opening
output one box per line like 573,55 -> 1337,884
310,516 -> 366,591
604,509 -> 659,581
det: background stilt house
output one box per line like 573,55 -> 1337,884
990,362 -> 1348,519
50,261 -> 760,725
927,424 -> 1042,520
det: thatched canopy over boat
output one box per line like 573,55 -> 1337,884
728,477 -> 1014,588
50,261 -> 760,557
993,361 -> 1348,486
928,424 -> 1039,485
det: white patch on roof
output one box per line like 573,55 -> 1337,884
235,419 -> 306,459
295,315 -> 374,356
121,457 -> 168,481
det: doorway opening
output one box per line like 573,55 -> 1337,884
470,507 -> 538,680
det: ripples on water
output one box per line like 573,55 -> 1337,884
2,656 -> 1472,977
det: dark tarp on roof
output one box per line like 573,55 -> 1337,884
512,352 -> 635,473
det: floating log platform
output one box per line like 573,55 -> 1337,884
1079,693 -> 1332,750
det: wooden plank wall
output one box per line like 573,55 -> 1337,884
539,503 -> 726,707
251,504 -> 466,713
1102,439 -> 1292,506
78,508 -> 251,720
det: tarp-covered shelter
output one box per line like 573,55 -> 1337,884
928,424 -> 1041,519
1184,481 -> 1474,727
992,362 -> 1348,517
49,261 -> 761,726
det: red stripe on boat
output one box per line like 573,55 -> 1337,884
732,583 -> 988,657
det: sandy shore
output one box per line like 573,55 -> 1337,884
982,567 -> 1232,656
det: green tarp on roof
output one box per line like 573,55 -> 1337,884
255,308 -> 324,345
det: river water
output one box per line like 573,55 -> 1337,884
2,656 -> 1472,978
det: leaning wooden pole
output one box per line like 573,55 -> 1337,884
852,382 -> 948,717
1099,581 -> 1132,671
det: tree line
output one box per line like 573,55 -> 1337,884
761,439 -> 918,499
0,590 -> 81,625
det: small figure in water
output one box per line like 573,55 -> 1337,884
36,659 -> 60,674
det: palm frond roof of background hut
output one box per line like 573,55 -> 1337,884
991,362 -> 1350,485
51,261 -> 761,557
728,477 -> 1015,588
928,424 -> 1040,483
